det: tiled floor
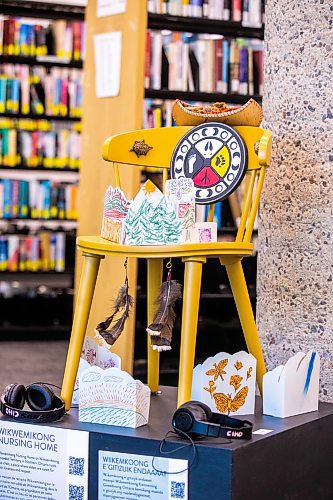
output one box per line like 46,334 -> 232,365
0,340 -> 69,395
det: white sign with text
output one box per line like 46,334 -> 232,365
99,450 -> 188,499
97,0 -> 126,17
94,32 -> 122,98
0,420 -> 89,500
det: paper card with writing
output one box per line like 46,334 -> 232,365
165,178 -> 196,243
101,186 -> 132,244
190,221 -> 217,243
191,351 -> 257,415
79,366 -> 151,427
125,180 -> 182,245
263,350 -> 320,418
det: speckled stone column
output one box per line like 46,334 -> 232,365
257,0 -> 333,399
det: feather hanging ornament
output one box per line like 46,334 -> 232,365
95,258 -> 133,346
146,259 -> 182,352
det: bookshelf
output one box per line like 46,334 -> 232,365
145,88 -> 262,104
147,13 -> 264,38
1,166 -> 79,172
0,1 -> 84,337
0,55 -> 83,69
0,113 -> 81,121
0,1 -> 85,21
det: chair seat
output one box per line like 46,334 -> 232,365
77,235 -> 254,259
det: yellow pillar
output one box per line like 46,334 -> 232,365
177,257 -> 206,407
61,252 -> 103,410
147,258 -> 163,392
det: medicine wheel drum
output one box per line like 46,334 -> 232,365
170,123 -> 247,204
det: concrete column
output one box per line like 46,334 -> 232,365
257,0 -> 333,399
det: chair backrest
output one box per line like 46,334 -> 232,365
102,126 -> 272,244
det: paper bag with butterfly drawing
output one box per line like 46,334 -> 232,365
191,351 -> 257,416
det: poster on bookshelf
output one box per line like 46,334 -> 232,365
94,32 -> 122,98
97,0 -> 126,17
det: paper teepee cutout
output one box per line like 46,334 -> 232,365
125,180 -> 182,245
101,186 -> 132,244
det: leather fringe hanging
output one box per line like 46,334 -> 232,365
95,258 -> 133,346
146,259 -> 182,352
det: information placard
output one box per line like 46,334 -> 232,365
0,420 -> 89,500
97,0 -> 126,17
99,450 -> 188,499
94,32 -> 122,98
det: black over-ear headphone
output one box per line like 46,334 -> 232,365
172,401 -> 253,440
0,383 -> 65,423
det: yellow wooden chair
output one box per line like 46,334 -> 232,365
61,125 -> 272,411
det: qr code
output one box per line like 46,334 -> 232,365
69,457 -> 85,476
171,481 -> 186,499
68,484 -> 84,500
69,484 -> 84,500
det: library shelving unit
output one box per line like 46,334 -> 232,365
145,88 -> 262,104
145,12 -> 264,105
0,0 -> 85,338
0,54 -> 83,69
77,3 -> 264,378
0,112 -> 81,121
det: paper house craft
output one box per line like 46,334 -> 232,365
72,358 -> 90,407
79,366 -> 151,427
101,186 -> 132,244
125,180 -> 182,245
82,335 -> 122,370
165,178 -> 196,243
191,351 -> 257,416
263,350 -> 320,418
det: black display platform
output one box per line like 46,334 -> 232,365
2,386 -> 333,499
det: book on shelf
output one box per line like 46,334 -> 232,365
0,230 -> 66,272
145,29 -> 264,96
148,0 -> 263,27
0,16 -> 85,61
0,118 -> 81,169
0,178 -> 78,221
143,99 -> 174,128
0,63 -> 82,117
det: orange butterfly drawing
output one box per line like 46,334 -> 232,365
205,359 -> 228,381
213,386 -> 248,415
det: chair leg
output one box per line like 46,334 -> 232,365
61,252 -> 104,411
224,258 -> 266,394
177,257 -> 205,407
147,258 -> 163,393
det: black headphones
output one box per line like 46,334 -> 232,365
172,401 -> 253,440
0,383 -> 65,423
